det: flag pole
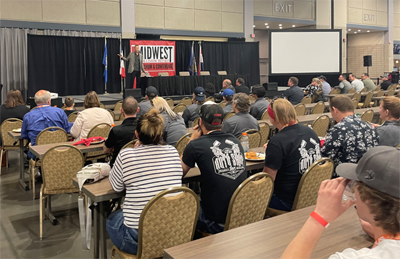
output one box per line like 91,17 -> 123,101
120,37 -> 123,95
104,36 -> 109,95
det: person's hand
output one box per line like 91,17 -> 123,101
134,140 -> 141,148
118,54 -> 123,58
314,177 -> 356,223
190,125 -> 203,141
263,142 -> 268,152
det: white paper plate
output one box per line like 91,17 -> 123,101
245,152 -> 265,161
12,128 -> 21,133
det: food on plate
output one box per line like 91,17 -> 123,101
245,151 -> 258,159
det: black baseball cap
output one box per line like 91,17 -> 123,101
199,104 -> 223,125
318,75 -> 327,81
146,86 -> 158,97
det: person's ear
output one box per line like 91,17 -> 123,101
135,130 -> 139,139
136,107 -> 140,114
72,103 -> 75,107
120,108 -> 124,114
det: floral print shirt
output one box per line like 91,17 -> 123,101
304,84 -> 323,101
321,115 -> 379,176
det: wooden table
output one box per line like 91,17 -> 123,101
327,89 -> 399,98
72,147 -> 266,259
304,102 -> 329,111
7,131 -> 29,190
163,205 -> 373,259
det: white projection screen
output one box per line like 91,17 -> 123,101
270,30 -> 341,74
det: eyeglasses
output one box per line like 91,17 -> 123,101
270,97 -> 282,110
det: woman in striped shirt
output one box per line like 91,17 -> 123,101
106,109 -> 183,255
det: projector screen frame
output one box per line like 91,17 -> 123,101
268,29 -> 342,76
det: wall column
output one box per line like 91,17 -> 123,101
316,0 -> 331,29
120,0 -> 136,39
334,0 -> 348,73
385,0 -> 394,73
243,0 -> 254,42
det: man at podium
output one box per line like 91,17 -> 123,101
118,45 -> 147,95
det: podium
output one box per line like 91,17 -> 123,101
123,89 -> 142,99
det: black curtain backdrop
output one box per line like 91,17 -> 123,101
28,35 -> 260,97
269,74 -> 341,88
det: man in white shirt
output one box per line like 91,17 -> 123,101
349,73 -> 364,93
281,146 -> 400,259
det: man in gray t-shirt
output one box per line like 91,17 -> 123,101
182,86 -> 205,127
222,93 -> 260,137
335,74 -> 352,94
221,89 -> 234,116
318,75 -> 332,100
137,86 -> 158,117
361,73 -> 377,92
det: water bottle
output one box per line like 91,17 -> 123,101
241,132 -> 249,152
342,180 -> 356,203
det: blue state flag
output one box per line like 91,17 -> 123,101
103,41 -> 108,83
188,42 -> 197,75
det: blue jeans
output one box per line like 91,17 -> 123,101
27,150 -> 36,161
196,202 -> 224,235
106,209 -> 139,255
269,194 -> 293,211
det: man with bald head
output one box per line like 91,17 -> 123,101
21,90 -> 72,160
215,79 -> 236,102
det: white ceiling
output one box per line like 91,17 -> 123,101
253,21 -> 313,30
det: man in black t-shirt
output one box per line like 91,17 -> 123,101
380,75 -> 392,90
104,97 -> 139,167
181,104 -> 247,234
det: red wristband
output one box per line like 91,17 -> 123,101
310,211 -> 330,228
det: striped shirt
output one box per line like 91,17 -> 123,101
109,144 -> 183,229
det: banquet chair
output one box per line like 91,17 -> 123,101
113,101 -> 123,120
29,127 -> 68,199
375,85 -> 381,91
259,122 -> 270,146
158,72 -> 169,77
239,130 -> 262,149
200,71 -> 210,76
223,111 -> 235,121
0,118 -> 23,172
301,96 -> 311,104
172,104 -> 187,114
396,143 -> 400,148
387,89 -> 395,96
311,90 -> 322,103
180,97 -> 192,106
121,139 -> 138,152
100,103 -> 106,109
358,92 -> 374,108
347,88 -> 356,94
351,98 -> 359,110
224,173 -> 274,231
265,97 -> 271,103
329,89 -> 340,94
352,92 -> 362,102
360,87 -> 367,93
111,187 -> 199,259
192,117 -> 200,127
217,71 -> 227,75
261,109 -> 270,121
248,95 -> 256,102
311,101 -> 325,114
175,133 -> 192,156
374,90 -> 385,98
165,98 -> 174,107
179,71 -> 190,76
219,101 -> 226,108
39,144 -> 84,240
360,109 -> 374,123
266,158 -> 334,217
107,109 -> 116,120
206,96 -> 215,102
68,112 -> 79,123
311,115 -> 330,137
85,123 -> 112,162
294,103 -> 306,116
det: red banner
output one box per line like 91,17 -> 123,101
130,40 -> 176,77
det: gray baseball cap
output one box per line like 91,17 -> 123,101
336,146 -> 400,198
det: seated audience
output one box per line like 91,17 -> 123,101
204,82 -> 216,98
104,97 -> 139,167
1,89 -> 29,125
282,146 -> 400,259
235,78 -> 250,95
283,77 -> 303,105
63,97 -> 75,116
21,90 -> 72,160
263,98 -> 321,211
222,93 -> 260,137
182,87 -> 205,127
221,89 -> 235,115
137,86 -> 158,117
380,75 -> 392,90
321,95 -> 378,175
249,85 -> 269,120
152,97 -> 187,146
215,79 -> 236,102
181,104 -> 246,234
334,74 -> 352,94
361,73 -> 376,92
304,78 -> 323,102
349,73 -> 364,92
318,75 -> 331,101
70,91 -> 114,140
107,109 -> 183,255
373,96 -> 400,147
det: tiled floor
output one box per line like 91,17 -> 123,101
0,151 -> 113,259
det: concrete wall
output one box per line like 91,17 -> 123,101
394,0 -> 400,40
254,0 -> 315,20
134,0 -> 244,33
0,0 -> 121,26
347,0 -> 388,27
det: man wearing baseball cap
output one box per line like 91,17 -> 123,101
221,88 -> 235,115
182,86 -> 205,127
282,146 -> 400,259
137,86 -> 158,117
181,104 -> 247,235
380,75 -> 392,90
318,75 -> 332,101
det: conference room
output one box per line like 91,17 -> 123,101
1,1 -> 400,259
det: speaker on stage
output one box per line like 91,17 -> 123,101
124,89 -> 142,99
363,56 -> 372,67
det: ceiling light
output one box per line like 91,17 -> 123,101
358,30 -> 361,32
354,32 -> 357,34
348,29 -> 351,31
279,24 -> 282,26
367,30 -> 370,32
292,25 -> 296,27
253,25 -> 255,27
265,23 -> 268,25
279,27 -> 282,29
396,60 -> 399,63
266,26 -> 269,29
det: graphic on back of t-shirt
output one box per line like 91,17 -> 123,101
210,139 -> 245,180
298,138 -> 321,174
